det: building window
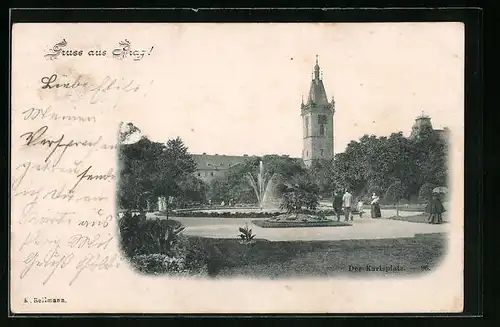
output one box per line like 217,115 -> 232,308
211,172 -> 214,176
197,172 -> 201,177
320,149 -> 324,156
318,115 -> 327,124
306,150 -> 309,158
320,124 -> 325,136
305,117 -> 309,136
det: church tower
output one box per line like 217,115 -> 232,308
301,55 -> 335,168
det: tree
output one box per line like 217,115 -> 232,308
208,178 -> 230,204
278,171 -> 319,212
149,137 -> 197,201
418,183 -> 436,202
309,158 -> 335,196
367,185 -> 382,197
412,129 -> 448,188
117,132 -> 198,210
177,175 -> 208,207
328,130 -> 447,202
385,179 -> 407,217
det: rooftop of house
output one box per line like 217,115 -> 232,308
191,153 -> 302,170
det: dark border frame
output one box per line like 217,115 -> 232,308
7,8 -> 483,318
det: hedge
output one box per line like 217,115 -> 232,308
157,208 -> 359,219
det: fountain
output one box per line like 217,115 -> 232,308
246,160 -> 276,210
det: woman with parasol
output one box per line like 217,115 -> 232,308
426,187 -> 447,224
370,193 -> 382,218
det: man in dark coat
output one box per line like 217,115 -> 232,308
332,190 -> 343,221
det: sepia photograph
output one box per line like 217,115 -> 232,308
10,20 -> 465,313
116,24 -> 456,279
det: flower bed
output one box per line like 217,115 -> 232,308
252,213 -> 351,228
158,211 -> 282,218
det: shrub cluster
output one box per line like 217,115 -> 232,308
118,211 -> 207,275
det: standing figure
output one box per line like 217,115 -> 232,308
371,193 -> 382,218
357,198 -> 364,218
342,189 -> 353,221
332,190 -> 343,221
426,193 -> 446,224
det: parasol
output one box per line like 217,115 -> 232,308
432,186 -> 448,194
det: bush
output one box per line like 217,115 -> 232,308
118,212 -> 184,257
419,183 -> 436,201
131,253 -> 187,275
279,179 -> 320,213
238,223 -> 256,242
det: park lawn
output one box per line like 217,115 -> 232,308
186,233 -> 447,278
383,207 -> 427,212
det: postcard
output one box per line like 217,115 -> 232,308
10,22 -> 464,313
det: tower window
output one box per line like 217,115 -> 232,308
320,149 -> 324,156
320,124 -> 325,136
305,117 -> 309,136
306,150 -> 309,158
318,115 -> 327,124
211,172 -> 214,176
197,172 -> 201,177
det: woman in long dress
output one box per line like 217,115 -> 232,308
426,193 -> 446,224
371,193 -> 381,218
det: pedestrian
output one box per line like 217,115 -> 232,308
371,193 -> 382,218
357,198 -> 364,218
332,190 -> 343,221
342,189 -> 353,221
426,193 -> 446,224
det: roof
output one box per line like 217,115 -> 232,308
307,79 -> 330,105
191,154 -> 303,171
302,56 -> 333,110
191,154 -> 253,171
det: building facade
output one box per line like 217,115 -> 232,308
301,56 -> 336,167
409,113 -> 450,143
191,153 -> 250,183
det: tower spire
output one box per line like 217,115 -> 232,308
314,54 -> 320,80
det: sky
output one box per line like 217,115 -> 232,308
126,23 -> 464,157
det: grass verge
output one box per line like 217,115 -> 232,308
187,232 -> 447,278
